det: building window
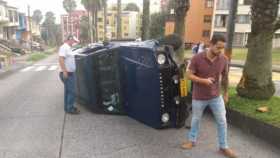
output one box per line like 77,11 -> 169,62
112,32 -> 116,37
205,0 -> 214,8
216,0 -> 230,10
202,30 -> 210,37
98,17 -> 103,22
15,12 -> 18,22
215,14 -> 228,27
124,33 -> 129,37
8,10 -> 13,22
204,15 -> 212,23
243,0 -> 252,5
236,15 -> 250,24
274,34 -> 280,39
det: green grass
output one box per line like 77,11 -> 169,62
228,88 -> 280,128
27,53 -> 48,62
184,48 -> 280,65
27,47 -> 56,62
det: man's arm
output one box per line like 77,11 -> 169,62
59,56 -> 68,78
221,64 -> 229,103
187,70 -> 214,86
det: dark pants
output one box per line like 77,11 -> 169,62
59,72 -> 76,112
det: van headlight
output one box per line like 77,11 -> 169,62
157,54 -> 166,65
161,113 -> 170,123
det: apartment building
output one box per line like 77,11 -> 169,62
96,10 -> 141,41
0,0 -> 8,39
3,5 -> 19,40
61,10 -> 87,41
212,0 -> 280,47
165,0 -> 215,45
16,13 -> 41,42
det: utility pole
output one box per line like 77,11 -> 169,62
225,0 -> 238,61
28,5 -> 33,53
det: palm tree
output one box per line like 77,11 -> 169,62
32,9 -> 43,24
81,0 -> 102,42
236,0 -> 280,99
141,0 -> 150,40
117,0 -> 122,39
102,0 -> 108,41
173,0 -> 190,58
63,0 -> 77,35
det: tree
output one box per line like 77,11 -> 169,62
63,0 -> 77,13
173,0 -> 190,58
102,0 -> 108,41
236,0 -> 279,99
80,16 -> 90,43
63,0 -> 77,35
124,3 -> 140,12
117,0 -> 122,39
149,12 -> 166,39
141,0 -> 150,40
42,12 -> 58,46
81,0 -> 102,42
32,9 -> 43,24
225,0 -> 238,60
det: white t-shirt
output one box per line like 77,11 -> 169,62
58,43 -> 76,72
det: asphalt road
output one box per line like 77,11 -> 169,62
0,54 -> 279,158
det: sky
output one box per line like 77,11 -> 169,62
6,0 -> 143,23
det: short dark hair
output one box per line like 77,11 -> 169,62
210,34 -> 226,45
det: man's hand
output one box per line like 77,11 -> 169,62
223,92 -> 229,104
202,77 -> 215,86
63,71 -> 68,79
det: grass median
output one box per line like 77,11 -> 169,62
27,48 -> 56,62
228,88 -> 280,128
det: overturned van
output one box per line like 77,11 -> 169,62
75,40 -> 190,128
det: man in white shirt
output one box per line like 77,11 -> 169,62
58,35 -> 80,114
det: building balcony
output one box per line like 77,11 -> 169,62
0,16 -> 9,24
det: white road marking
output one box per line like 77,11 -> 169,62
48,65 -> 58,71
35,66 -> 47,71
20,66 -> 35,72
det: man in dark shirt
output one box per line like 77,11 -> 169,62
181,34 -> 237,158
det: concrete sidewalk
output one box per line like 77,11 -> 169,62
0,54 -> 32,79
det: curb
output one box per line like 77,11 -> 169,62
227,108 -> 280,149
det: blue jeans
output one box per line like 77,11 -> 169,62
59,72 -> 76,113
188,96 -> 228,149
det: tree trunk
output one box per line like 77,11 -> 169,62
173,0 -> 190,61
117,0 -> 122,39
91,9 -> 96,42
104,1 -> 108,41
141,0 -> 150,40
88,11 -> 93,43
225,0 -> 238,60
236,0 -> 278,99
95,8 -> 98,41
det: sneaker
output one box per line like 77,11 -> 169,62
181,141 -> 195,150
219,148 -> 237,158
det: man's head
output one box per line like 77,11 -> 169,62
209,34 -> 226,56
66,35 -> 79,46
